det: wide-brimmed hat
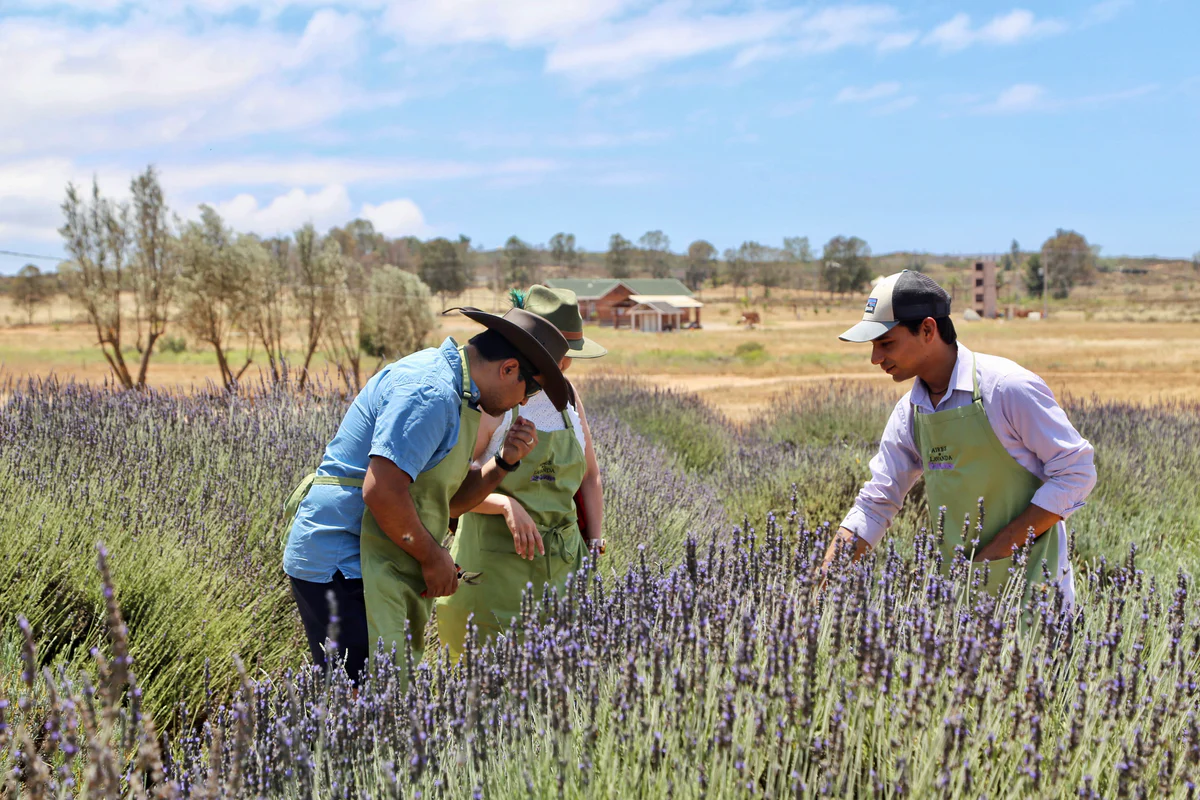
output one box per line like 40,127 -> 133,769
839,270 -> 952,343
516,285 -> 607,359
443,306 -> 570,410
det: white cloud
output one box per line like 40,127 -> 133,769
1084,0 -> 1133,26
0,12 -> 378,156
871,95 -> 918,115
210,185 -> 353,234
877,30 -> 918,52
836,82 -> 902,103
796,5 -> 903,53
161,156 -> 561,190
977,83 -> 1047,114
732,5 -> 915,69
924,10 -> 1066,53
0,154 -> 557,245
361,198 -> 428,237
381,0 -> 640,48
545,6 -> 796,81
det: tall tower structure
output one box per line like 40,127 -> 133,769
972,259 -> 998,319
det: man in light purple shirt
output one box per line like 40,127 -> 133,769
823,270 -> 1096,607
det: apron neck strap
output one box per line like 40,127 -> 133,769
970,350 -> 981,402
561,406 -> 574,429
457,345 -> 473,401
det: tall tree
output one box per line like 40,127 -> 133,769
503,236 -> 536,287
360,266 -> 436,371
820,236 -> 872,297
328,219 -> 385,269
747,242 -> 786,299
1040,228 -> 1096,299
782,235 -> 814,292
59,179 -> 136,388
606,234 -> 633,279
12,264 -> 51,324
419,237 -> 469,303
251,237 -> 291,384
722,247 -> 753,298
176,206 -> 260,390
1023,253 -> 1044,296
1002,238 -> 1021,271
294,223 -> 345,389
549,232 -> 579,271
129,166 -> 179,386
638,230 -> 672,278
684,240 -> 717,291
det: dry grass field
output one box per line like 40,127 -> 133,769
4,286 -> 1200,420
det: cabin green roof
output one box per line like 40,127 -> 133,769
545,278 -> 694,299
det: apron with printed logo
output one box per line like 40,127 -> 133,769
913,352 -> 1072,607
436,404 -> 587,661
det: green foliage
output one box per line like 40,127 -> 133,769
638,230 -> 672,278
549,232 -> 579,270
606,233 -> 633,279
12,264 -> 51,323
418,237 -> 468,299
821,235 -> 872,295
1039,228 -> 1097,299
157,334 -> 187,354
359,266 -> 435,360
733,340 -> 767,364
684,240 -> 717,290
503,235 -> 536,287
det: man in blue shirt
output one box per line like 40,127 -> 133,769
284,307 -> 569,680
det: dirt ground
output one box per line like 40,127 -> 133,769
5,303 -> 1200,421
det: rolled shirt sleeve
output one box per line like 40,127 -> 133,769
369,380 -> 456,481
840,397 -> 925,547
996,371 -> 1097,519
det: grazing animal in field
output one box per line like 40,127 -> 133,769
737,311 -> 761,329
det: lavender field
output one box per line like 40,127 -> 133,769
1,376 -> 1199,797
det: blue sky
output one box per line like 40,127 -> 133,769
0,0 -> 1196,274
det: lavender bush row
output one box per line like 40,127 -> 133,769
3,511 -> 1199,797
0,377 -> 725,722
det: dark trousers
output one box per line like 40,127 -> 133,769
289,572 -> 369,683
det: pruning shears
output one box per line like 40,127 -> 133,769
420,529 -> 483,597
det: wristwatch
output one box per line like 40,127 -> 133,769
493,452 -> 521,472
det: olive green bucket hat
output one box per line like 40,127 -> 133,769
513,285 -> 608,359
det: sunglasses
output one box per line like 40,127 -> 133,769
517,365 -> 542,398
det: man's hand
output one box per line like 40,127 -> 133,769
502,497 -> 543,560
420,545 -> 460,598
971,505 -> 1059,563
500,417 -> 538,464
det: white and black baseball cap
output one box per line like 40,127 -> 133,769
839,270 -> 952,343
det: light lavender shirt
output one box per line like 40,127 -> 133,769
840,343 -> 1097,551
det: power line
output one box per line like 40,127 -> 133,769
0,249 -> 63,262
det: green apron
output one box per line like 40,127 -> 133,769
912,352 -> 1068,603
436,402 -> 587,661
281,343 -> 479,664
360,346 -> 480,660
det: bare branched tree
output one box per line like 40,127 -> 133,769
59,179 -> 135,388
250,237 -> 292,384
294,224 -> 344,388
177,206 -> 261,389
129,166 -> 178,386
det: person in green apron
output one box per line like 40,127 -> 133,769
437,286 -> 607,660
821,270 -> 1097,611
282,307 -> 571,682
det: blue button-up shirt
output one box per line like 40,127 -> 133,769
283,338 -> 478,583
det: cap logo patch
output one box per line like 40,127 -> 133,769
865,297 -> 878,314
